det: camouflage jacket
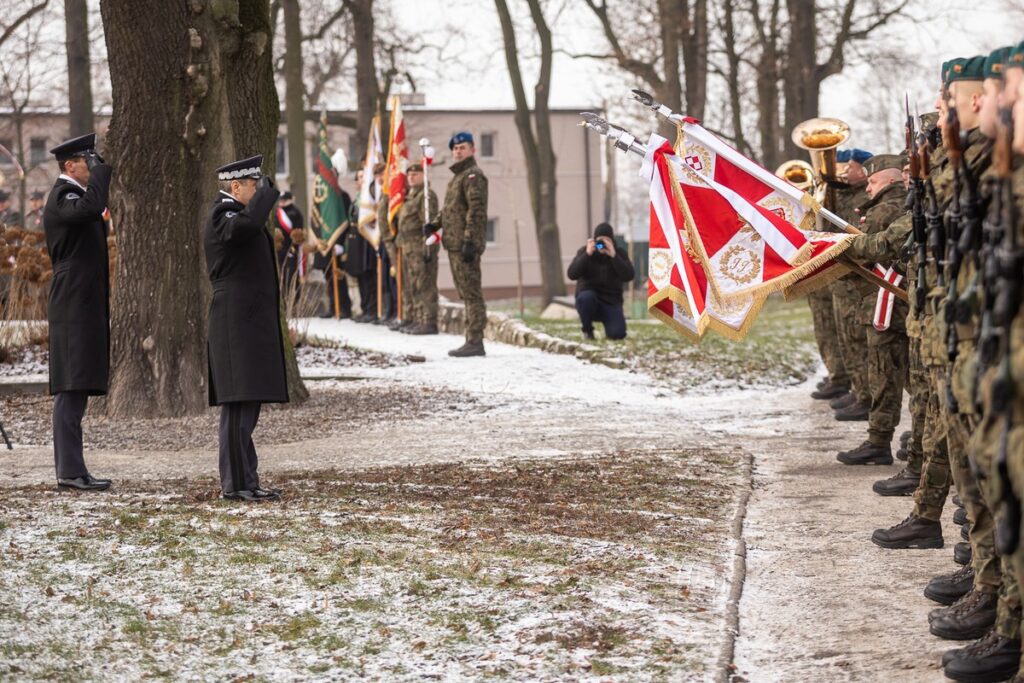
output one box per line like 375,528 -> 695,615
849,183 -> 907,317
440,156 -> 488,253
396,184 -> 439,246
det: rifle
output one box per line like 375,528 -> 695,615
992,102 -> 1022,555
943,107 -> 964,414
921,137 -> 945,289
907,96 -> 928,317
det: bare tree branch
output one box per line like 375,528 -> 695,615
0,0 -> 49,50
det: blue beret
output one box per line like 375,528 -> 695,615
836,148 -> 872,164
448,131 -> 474,150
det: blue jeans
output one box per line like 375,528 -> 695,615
575,289 -> 627,339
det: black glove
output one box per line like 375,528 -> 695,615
257,174 -> 275,190
85,150 -> 105,170
422,222 -> 440,237
461,241 -> 476,263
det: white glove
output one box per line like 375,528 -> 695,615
334,244 -> 344,256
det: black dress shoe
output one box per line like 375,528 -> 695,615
954,541 -> 972,566
871,515 -> 944,549
223,489 -> 281,502
925,564 -> 975,605
57,474 -> 112,491
954,507 -> 969,526
872,467 -> 920,496
930,590 -> 997,640
944,630 -> 1021,681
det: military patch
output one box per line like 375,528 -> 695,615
66,193 -> 80,200
225,211 -> 237,218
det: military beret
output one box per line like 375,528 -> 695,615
837,148 -> 872,164
30,190 -> 44,200
407,163 -> 423,173
280,191 -> 293,201
49,132 -> 96,161
448,131 -> 474,150
947,55 -> 985,83
216,155 -> 263,181
1009,41 -> 1024,69
940,60 -> 952,84
865,154 -> 902,175
984,47 -> 1012,80
0,190 -> 10,202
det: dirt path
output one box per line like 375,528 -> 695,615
726,385 -> 959,682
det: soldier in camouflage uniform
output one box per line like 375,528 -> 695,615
808,284 -> 850,400
836,154 -> 910,466
436,131 -> 489,357
830,154 -> 876,421
396,163 -> 440,335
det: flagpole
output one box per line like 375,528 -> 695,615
332,253 -> 341,319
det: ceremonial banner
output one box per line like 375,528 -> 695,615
357,116 -> 383,247
643,135 -> 764,341
383,96 -> 408,225
311,111 -> 349,256
668,120 -> 855,304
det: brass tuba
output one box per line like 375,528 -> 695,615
792,117 -> 851,211
774,159 -> 816,191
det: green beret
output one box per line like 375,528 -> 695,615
984,47 -> 1012,80
407,163 -> 423,173
947,55 -> 986,83
865,154 -> 903,175
941,60 -> 952,83
1009,41 -> 1024,70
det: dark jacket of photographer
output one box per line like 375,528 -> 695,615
566,241 -> 635,306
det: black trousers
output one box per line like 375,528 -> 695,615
53,391 -> 89,479
575,290 -> 627,340
219,401 -> 262,493
356,271 -> 377,318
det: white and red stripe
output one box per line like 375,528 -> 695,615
872,264 -> 903,331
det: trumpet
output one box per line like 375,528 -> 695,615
774,159 -> 816,191
792,117 -> 851,211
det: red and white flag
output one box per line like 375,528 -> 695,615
668,121 -> 854,305
358,116 -> 384,247
643,135 -> 764,341
872,265 -> 903,331
383,96 -> 408,226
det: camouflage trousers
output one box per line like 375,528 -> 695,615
448,252 -> 487,343
833,287 -> 870,403
1007,425 -> 1024,655
865,319 -> 909,446
809,285 -> 848,385
913,367 -> 951,522
399,242 -> 439,326
906,338 -> 929,475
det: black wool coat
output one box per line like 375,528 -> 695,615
43,165 -> 113,396
204,186 -> 289,406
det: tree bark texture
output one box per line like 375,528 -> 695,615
345,0 -> 378,154
282,0 -> 308,216
64,0 -> 93,137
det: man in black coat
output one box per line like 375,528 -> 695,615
566,222 -> 635,340
43,133 -> 113,491
204,155 -> 288,502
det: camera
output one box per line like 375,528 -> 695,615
595,241 -> 605,251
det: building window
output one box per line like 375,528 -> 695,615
30,137 -> 47,165
276,136 -> 287,175
0,139 -> 12,166
485,218 -> 497,245
480,132 -> 495,159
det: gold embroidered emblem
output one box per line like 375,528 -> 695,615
719,245 -> 761,285
649,250 -> 673,287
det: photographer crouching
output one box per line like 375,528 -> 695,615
566,222 -> 635,341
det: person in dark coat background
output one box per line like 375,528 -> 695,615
204,155 -> 288,502
43,132 -> 114,492
566,222 -> 635,341
345,168 -> 378,322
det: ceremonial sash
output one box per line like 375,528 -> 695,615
276,207 -> 293,233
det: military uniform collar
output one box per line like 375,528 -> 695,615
449,156 -> 477,175
219,190 -> 241,204
58,173 -> 86,191
871,182 -> 903,203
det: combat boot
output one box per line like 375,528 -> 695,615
955,542 -> 972,566
834,399 -> 870,421
961,523 -> 971,541
872,467 -> 920,495
811,381 -> 849,400
837,441 -> 894,466
816,378 -> 827,390
954,507 -> 969,526
944,629 -> 1021,682
930,590 -> 997,640
830,392 -> 856,410
925,564 -> 975,605
406,323 -> 438,335
449,341 -> 485,358
900,430 -> 911,449
895,446 -> 909,461
871,514 -> 943,549
954,494 -> 964,508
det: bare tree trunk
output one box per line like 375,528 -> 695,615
282,0 -> 307,215
782,0 -> 818,159
345,0 -> 378,151
680,0 -> 707,120
494,0 -> 565,305
101,0 -> 304,417
750,0 -> 782,168
720,0 -> 751,157
64,0 -> 93,136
